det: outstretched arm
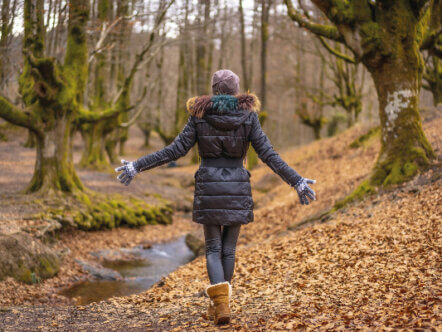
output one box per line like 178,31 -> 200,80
249,113 -> 316,205
115,116 -> 197,185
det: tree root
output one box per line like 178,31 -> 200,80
349,126 -> 380,149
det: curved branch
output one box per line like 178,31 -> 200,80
284,0 -> 343,42
0,96 -> 39,132
318,36 -> 357,64
119,87 -> 148,128
77,103 -> 135,123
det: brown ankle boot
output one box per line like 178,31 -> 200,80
205,282 -> 231,325
208,300 -> 215,320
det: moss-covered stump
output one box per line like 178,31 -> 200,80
0,233 -> 60,284
32,192 -> 173,231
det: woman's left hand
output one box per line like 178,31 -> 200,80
294,178 -> 316,205
115,159 -> 138,186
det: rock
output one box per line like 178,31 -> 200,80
75,260 -> 122,280
140,243 -> 152,249
0,232 -> 60,284
185,231 -> 205,256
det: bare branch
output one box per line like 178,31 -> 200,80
88,17 -> 122,63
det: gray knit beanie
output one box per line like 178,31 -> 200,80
211,69 -> 240,95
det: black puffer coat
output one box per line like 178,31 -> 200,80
133,93 -> 301,226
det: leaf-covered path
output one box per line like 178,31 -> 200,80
0,114 -> 440,330
1,173 -> 440,330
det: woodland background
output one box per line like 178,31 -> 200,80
0,0 -> 440,330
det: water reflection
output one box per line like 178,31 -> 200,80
61,236 -> 195,305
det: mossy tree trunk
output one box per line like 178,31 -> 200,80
363,3 -> 435,185
79,0 -> 111,169
423,56 -> 441,106
28,115 -> 84,194
0,0 -> 175,229
77,0 -> 172,168
422,0 -> 441,106
0,0 -> 89,195
285,0 -> 436,186
0,0 -> 17,92
113,0 -> 131,158
368,59 -> 434,185
421,0 -> 442,106
155,0 -> 193,160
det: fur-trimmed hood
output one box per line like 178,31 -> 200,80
186,93 -> 260,131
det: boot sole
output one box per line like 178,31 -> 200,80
215,315 -> 230,325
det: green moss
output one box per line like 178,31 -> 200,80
329,1 -> 354,24
371,143 -> 432,186
349,126 -> 380,148
17,268 -> 33,284
57,194 -> 174,230
332,180 -> 375,212
38,256 -> 59,278
359,21 -> 383,58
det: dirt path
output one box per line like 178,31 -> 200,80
0,113 -> 440,329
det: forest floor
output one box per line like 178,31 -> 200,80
0,108 -> 440,330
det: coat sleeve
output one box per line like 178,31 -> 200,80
249,112 -> 301,186
133,116 -> 197,172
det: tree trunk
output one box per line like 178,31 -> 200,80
80,0 -> 111,169
0,0 -> 11,92
369,61 -> 434,186
260,0 -> 270,110
105,0 -> 130,161
313,124 -> 321,140
140,127 -> 151,147
27,117 -> 83,194
80,123 -> 108,168
105,135 -> 118,164
239,0 -> 249,91
426,56 -> 441,106
346,112 -> 353,128
24,130 -> 36,148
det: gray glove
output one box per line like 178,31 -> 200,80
294,178 -> 316,205
115,159 -> 138,186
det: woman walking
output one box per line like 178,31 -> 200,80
115,69 -> 316,325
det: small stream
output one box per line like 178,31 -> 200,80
60,236 -> 195,305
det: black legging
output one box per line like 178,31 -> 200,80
204,225 -> 241,284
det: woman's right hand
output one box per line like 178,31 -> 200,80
115,159 -> 138,186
